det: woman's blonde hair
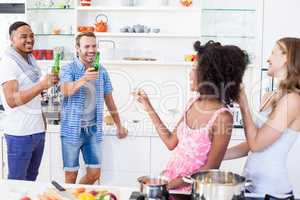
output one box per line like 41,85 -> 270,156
270,37 -> 300,115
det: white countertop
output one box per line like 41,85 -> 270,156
0,108 -> 245,140
0,179 -> 135,200
0,123 -> 245,140
46,124 -> 246,140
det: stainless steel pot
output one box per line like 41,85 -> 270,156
137,176 -> 169,199
183,170 -> 250,200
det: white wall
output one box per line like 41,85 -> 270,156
262,0 -> 300,67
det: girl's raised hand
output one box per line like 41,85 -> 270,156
133,89 -> 152,110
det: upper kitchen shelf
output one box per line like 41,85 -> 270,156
92,32 -> 201,39
90,33 -> 254,39
26,7 -> 75,10
35,34 -> 75,36
202,8 -> 255,12
77,6 -> 201,12
202,35 -> 255,39
76,6 -> 255,12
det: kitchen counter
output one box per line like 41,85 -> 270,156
0,179 -> 299,200
0,179 -> 134,200
46,124 -> 246,140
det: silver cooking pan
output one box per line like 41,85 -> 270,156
183,170 -> 251,200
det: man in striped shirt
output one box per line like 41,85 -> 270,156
60,32 -> 127,184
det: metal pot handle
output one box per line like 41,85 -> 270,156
265,194 -> 295,200
182,176 -> 194,184
245,180 -> 252,188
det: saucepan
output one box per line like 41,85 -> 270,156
137,176 -> 169,199
182,170 -> 251,200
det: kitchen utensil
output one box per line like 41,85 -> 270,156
32,50 -> 43,60
122,0 -> 138,6
52,27 -> 61,35
128,27 -> 134,33
180,0 -> 192,7
98,40 -> 116,60
86,26 -> 95,32
80,0 -> 91,6
45,49 -> 53,60
144,26 -> 151,33
78,26 -> 87,32
120,26 -> 129,32
152,28 -> 160,33
95,14 -> 108,32
78,26 -> 94,33
133,24 -> 144,33
40,50 -> 46,60
50,181 -> 77,200
182,170 -> 250,200
137,176 -> 169,199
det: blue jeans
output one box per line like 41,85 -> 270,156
5,132 -> 45,181
61,125 -> 102,171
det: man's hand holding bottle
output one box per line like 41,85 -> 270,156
40,73 -> 59,90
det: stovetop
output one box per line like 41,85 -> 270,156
129,192 -> 246,200
129,191 -> 296,200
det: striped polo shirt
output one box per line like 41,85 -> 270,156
59,57 -> 113,143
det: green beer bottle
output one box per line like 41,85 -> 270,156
92,52 -> 100,71
52,52 -> 60,75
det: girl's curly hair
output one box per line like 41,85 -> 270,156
194,40 -> 249,105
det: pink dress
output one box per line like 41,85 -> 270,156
162,97 -> 232,192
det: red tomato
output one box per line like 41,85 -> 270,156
20,196 -> 31,200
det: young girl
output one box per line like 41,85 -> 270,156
135,41 -> 249,192
225,37 -> 300,199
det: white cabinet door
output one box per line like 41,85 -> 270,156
102,136 -> 150,173
220,139 -> 247,175
101,170 -> 142,188
36,132 -> 50,182
150,137 -> 172,176
101,135 -> 150,186
49,132 -> 64,183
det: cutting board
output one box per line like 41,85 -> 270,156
43,187 -> 121,200
43,188 -> 77,200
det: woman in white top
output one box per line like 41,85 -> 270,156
225,37 -> 300,199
